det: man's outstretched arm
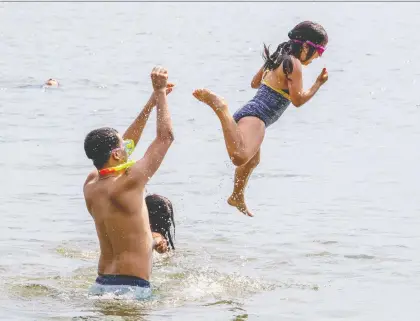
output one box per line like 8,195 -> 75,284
122,83 -> 174,147
128,67 -> 174,185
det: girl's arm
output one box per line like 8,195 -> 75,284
251,66 -> 265,89
287,60 -> 328,107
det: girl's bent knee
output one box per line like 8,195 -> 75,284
231,155 -> 248,167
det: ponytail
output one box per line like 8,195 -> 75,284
262,41 -> 294,77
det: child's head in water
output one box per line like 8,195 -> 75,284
45,78 -> 59,87
146,194 -> 175,250
263,21 -> 328,74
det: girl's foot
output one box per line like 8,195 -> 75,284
227,193 -> 254,217
192,89 -> 228,114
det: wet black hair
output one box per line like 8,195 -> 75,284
146,194 -> 175,250
84,127 -> 120,170
263,21 -> 328,78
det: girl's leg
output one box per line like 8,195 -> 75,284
193,89 -> 265,166
228,150 -> 260,217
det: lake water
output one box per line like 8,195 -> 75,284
0,2 -> 419,320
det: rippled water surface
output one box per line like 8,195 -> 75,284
0,2 -> 419,320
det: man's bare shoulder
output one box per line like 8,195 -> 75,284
114,167 -> 147,192
84,170 -> 98,192
83,170 -> 98,216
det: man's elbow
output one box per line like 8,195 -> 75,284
166,130 -> 175,143
158,130 -> 175,144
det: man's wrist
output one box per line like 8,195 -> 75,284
145,96 -> 156,108
154,88 -> 166,95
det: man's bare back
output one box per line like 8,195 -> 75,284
84,170 -> 153,279
83,66 -> 174,297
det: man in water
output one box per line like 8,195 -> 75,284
44,78 -> 59,87
83,66 -> 174,299
18,78 -> 60,89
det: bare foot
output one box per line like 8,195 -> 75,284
228,194 -> 254,217
192,88 -> 228,114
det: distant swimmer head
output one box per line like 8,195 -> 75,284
44,78 -> 59,87
263,21 -> 328,75
146,194 -> 175,250
84,127 -> 134,170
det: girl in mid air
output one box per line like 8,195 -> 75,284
193,21 -> 329,217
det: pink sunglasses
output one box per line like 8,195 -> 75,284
293,39 -> 326,56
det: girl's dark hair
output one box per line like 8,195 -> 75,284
146,194 -> 175,250
263,21 -> 328,77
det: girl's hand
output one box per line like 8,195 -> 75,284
155,238 -> 168,253
316,68 -> 328,85
153,234 -> 168,254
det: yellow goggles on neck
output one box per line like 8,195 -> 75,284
123,139 -> 135,156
